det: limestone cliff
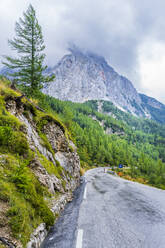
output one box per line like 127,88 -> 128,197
0,81 -> 80,248
43,47 -> 146,117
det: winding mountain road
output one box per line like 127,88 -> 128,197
41,168 -> 165,248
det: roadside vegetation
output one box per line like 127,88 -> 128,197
0,79 -> 68,246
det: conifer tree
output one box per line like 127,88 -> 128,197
2,4 -> 55,95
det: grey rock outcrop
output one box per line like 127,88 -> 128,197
5,96 -> 80,248
26,224 -> 47,248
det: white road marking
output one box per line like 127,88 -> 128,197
76,229 -> 83,248
83,186 -> 87,199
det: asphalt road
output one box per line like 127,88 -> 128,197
41,168 -> 165,248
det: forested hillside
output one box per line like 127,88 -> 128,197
37,94 -> 165,189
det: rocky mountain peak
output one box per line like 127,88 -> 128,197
43,47 -> 148,117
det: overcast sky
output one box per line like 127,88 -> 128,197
0,0 -> 165,103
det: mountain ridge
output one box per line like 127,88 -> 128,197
42,47 -> 165,123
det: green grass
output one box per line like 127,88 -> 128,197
0,80 -> 57,246
0,79 -> 78,246
0,153 -> 55,246
0,79 -> 21,98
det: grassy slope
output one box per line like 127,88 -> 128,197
0,79 -> 69,247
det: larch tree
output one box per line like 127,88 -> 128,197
2,4 -> 55,95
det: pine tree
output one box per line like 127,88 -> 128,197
2,4 -> 55,95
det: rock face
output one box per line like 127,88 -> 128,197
43,47 -> 145,116
43,47 -> 165,122
5,96 -> 80,248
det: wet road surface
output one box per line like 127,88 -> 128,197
41,168 -> 165,248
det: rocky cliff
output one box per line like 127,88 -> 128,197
43,47 -> 165,123
0,80 -> 80,248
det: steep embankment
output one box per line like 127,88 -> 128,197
0,80 -> 80,248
